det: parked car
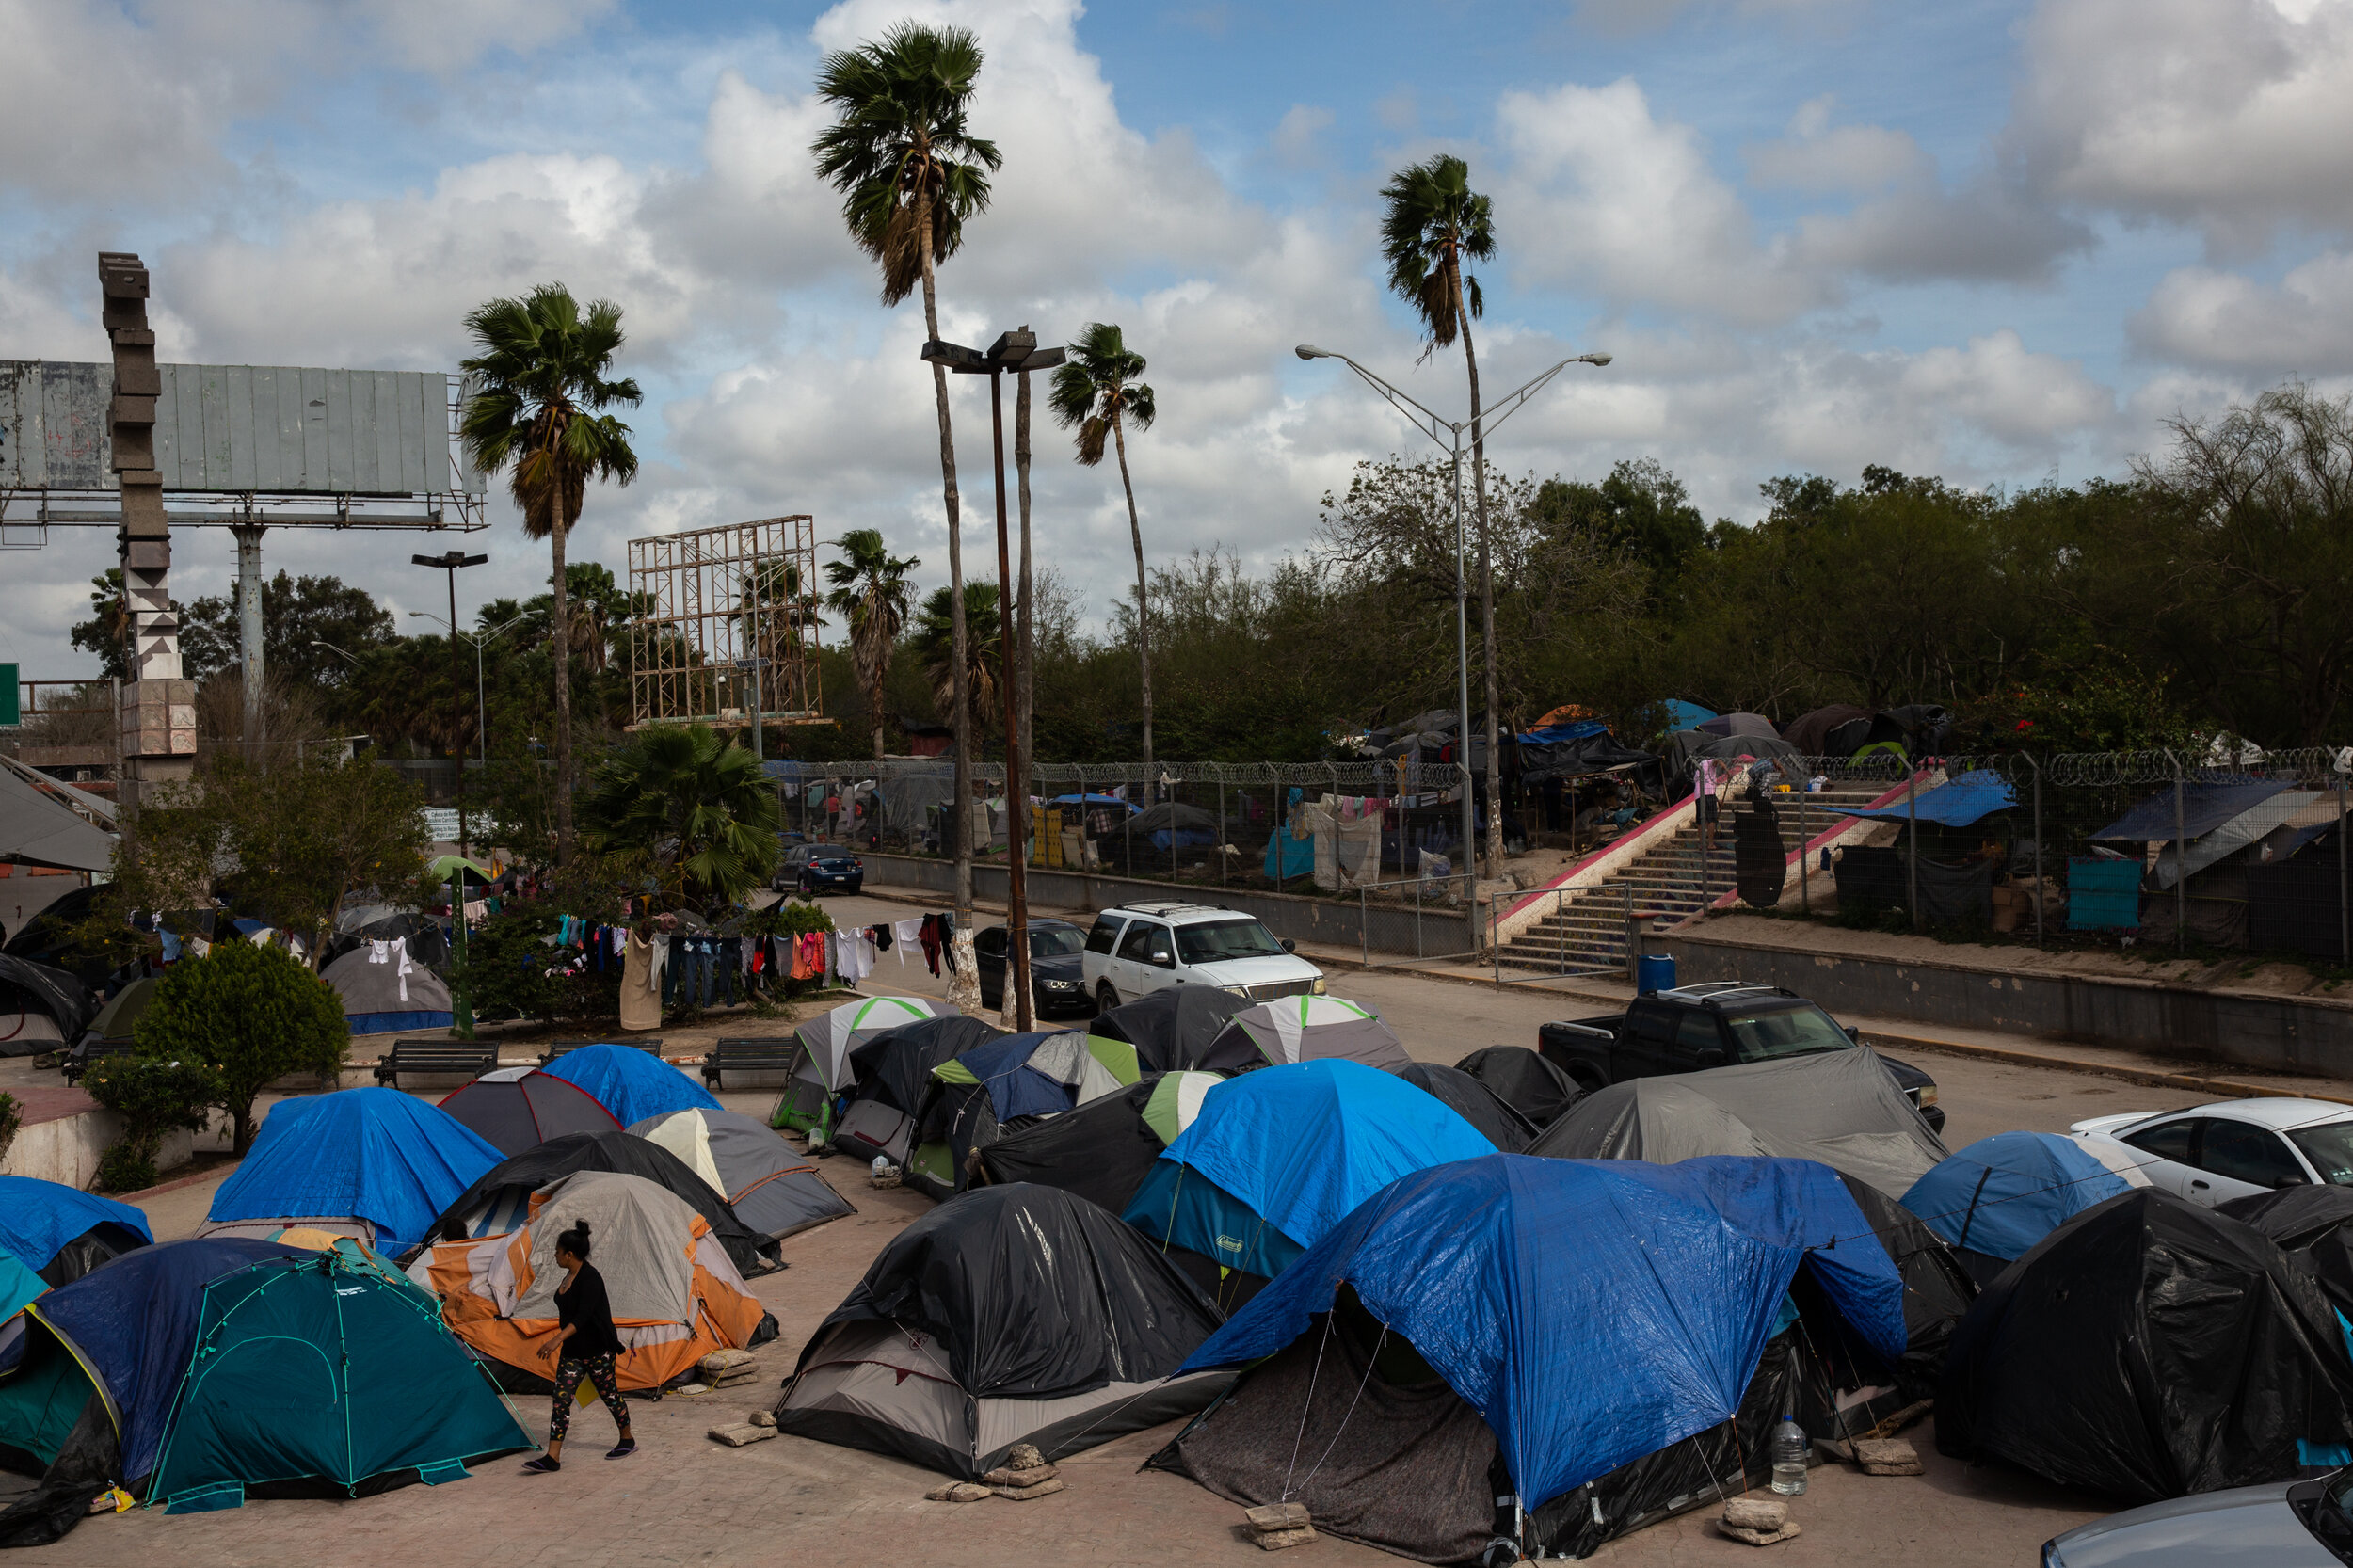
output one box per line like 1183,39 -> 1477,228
1079,901 -> 1324,1013
974,919 -> 1095,1017
2070,1097 -> 2353,1206
775,844 -> 864,895
2041,1472 -> 2351,1565
1537,981 -> 1945,1135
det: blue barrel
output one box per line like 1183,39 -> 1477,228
1636,954 -> 1676,996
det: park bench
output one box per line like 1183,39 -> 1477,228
703,1036 -> 796,1090
61,1038 -> 136,1087
541,1037 -> 663,1064
374,1038 -> 499,1087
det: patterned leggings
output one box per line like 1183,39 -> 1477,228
549,1352 -> 628,1442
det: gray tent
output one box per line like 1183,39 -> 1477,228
319,936 -> 454,1034
0,954 -> 92,1055
627,1107 -> 856,1241
1527,1048 -> 1947,1199
0,763 -> 114,874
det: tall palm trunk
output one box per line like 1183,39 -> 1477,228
550,474 -> 574,864
864,618 -> 887,761
1455,257 -> 1501,878
1112,415 -> 1153,776
1016,358 -> 1034,786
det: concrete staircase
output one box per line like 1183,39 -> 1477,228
1496,783 -> 1890,976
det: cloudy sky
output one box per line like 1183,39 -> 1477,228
4,0 -> 2350,678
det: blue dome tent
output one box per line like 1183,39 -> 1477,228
0,1176 -> 151,1287
1900,1131 -> 2146,1286
543,1043 -> 720,1127
202,1089 -> 501,1255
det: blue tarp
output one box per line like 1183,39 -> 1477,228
544,1043 -> 721,1126
1899,1132 -> 2132,1262
1263,828 -> 1314,881
346,1009 -> 455,1035
206,1088 -> 501,1252
0,1176 -> 152,1271
1840,769 -> 2017,827
1124,1061 -> 1492,1277
1515,720 -> 1609,745
1660,700 -> 1716,731
1150,829 -> 1218,851
1178,1154 -> 1906,1511
953,1032 -> 1082,1123
1048,792 -> 1139,811
2092,779 -> 2293,842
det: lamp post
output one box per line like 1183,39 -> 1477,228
922,329 -> 1067,1031
1294,344 -> 1611,944
413,551 -> 488,856
409,609 -> 530,860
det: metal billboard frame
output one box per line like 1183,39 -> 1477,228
628,517 -> 824,732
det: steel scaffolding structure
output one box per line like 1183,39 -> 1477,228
627,516 -> 824,731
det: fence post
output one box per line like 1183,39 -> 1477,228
2167,749 -> 2186,952
1360,885 -> 1369,970
1906,759 -> 1921,934
2030,756 -> 2044,948
1275,775 -> 1287,897
1219,776 -> 1228,888
2339,765 -> 2348,968
1798,784 -> 1810,915
1124,772 -> 1135,880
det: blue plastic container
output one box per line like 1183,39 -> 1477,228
1636,954 -> 1676,996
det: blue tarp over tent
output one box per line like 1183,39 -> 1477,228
1899,1132 -> 2135,1262
1515,720 -> 1609,745
1047,792 -> 1138,811
544,1043 -> 721,1126
205,1089 -> 501,1253
1840,769 -> 2017,827
1659,700 -> 1716,731
1124,1061 -> 1492,1279
0,1176 -> 152,1272
1178,1154 -> 1906,1511
2092,779 -> 2292,842
952,1032 -> 1086,1122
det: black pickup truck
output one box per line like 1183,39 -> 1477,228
1537,982 -> 1945,1134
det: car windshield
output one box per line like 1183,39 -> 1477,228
1721,1005 -> 1854,1061
1176,919 -> 1285,965
1030,928 -> 1085,958
2289,1122 -> 2353,1186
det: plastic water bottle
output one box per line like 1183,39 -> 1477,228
1769,1416 -> 1808,1496
872,1156 -> 889,1178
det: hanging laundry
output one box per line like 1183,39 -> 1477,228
917,915 -> 943,977
893,918 -> 922,966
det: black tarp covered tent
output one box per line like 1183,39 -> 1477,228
1939,1190 -> 2353,1503
1452,1047 -> 1582,1129
2221,1185 -> 2353,1320
773,1183 -> 1231,1478
1833,846 -> 1995,927
1830,1173 -> 1975,1403
0,955 -> 92,1057
972,1071 -> 1221,1214
1394,1063 -> 1535,1152
829,1014 -> 1004,1167
1091,986 -> 1250,1074
2092,779 -> 2294,846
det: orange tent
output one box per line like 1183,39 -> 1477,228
411,1169 -> 770,1391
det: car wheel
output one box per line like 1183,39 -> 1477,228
1096,981 -> 1120,1013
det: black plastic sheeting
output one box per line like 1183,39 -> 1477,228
1732,798 -> 1786,909
849,1015 -> 1003,1117
1092,987 -> 1250,1075
1515,732 -> 1661,791
1939,1190 -> 2353,1503
792,1183 -> 1222,1401
2092,779 -> 2293,844
1452,1047 -> 1582,1129
973,1076 -> 1171,1213
0,955 -> 92,1048
409,1129 -> 782,1278
34,1224 -> 147,1289
1834,847 -> 1993,927
0,1373 -> 117,1547
1831,1174 -> 1975,1405
1395,1064 -> 1536,1153
2221,1185 -> 2353,1319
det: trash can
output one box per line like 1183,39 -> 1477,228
1636,954 -> 1676,996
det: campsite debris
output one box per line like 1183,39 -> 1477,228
701,1348 -> 756,1376
989,1476 -> 1067,1500
708,1421 -> 778,1447
980,1462 -> 1058,1487
1248,1502 -> 1318,1550
1006,1443 -> 1048,1468
1721,1499 -> 1787,1532
749,1409 -> 776,1428
675,1383 -> 710,1395
925,1481 -> 994,1503
1862,1399 -> 1931,1439
871,1160 -> 902,1189
1717,1517 -> 1801,1547
1853,1437 -> 1924,1476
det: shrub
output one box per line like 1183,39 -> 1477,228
84,1054 -> 218,1192
454,905 -> 620,1027
0,1090 -> 20,1162
135,937 -> 349,1154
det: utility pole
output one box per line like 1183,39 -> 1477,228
415,550 -> 488,856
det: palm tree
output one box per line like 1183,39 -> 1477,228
911,582 -> 1002,742
458,283 -> 642,867
823,529 -> 921,761
811,22 -> 1000,909
580,723 -> 781,908
1049,323 -> 1160,773
1382,154 -> 1503,874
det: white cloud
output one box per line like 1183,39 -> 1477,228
1748,97 -> 1929,193
355,0 -> 618,72
2131,252 -> 2353,374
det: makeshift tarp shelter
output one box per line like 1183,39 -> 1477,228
1900,1131 -> 2149,1287
827,1014 -> 1004,1169
1513,727 -> 1659,791
1092,986 -> 1250,1074
437,1066 -> 622,1156
411,1129 -> 781,1279
771,995 -> 946,1135
200,1089 -> 501,1255
1527,1048 -> 1948,1200
626,1107 -> 854,1241
1129,801 -> 1218,851
2091,779 -> 2297,890
1124,1061 -> 1493,1302
1199,996 -> 1411,1075
1831,1173 -> 1975,1401
1394,1062 -> 1536,1152
0,763 -> 113,875
1840,769 -> 2017,827
904,1031 -> 1130,1201
0,1177 -> 150,1288
773,1183 -> 1231,1479
1288,795 -> 1383,891
543,1043 -> 719,1128
2219,1186 -> 2353,1320
319,936 -> 453,1035
1939,1190 -> 2353,1503
0,956 -> 89,1056
1833,844 -> 1996,925
972,1071 -> 1223,1214
1453,1046 -> 1582,1129
414,1170 -> 772,1394
1158,1156 -> 1905,1564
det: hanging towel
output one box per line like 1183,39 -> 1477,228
620,931 -> 661,1032
917,915 -> 943,977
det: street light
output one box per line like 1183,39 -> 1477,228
921,328 -> 1067,1030
409,610 -> 531,770
1294,343 -> 1612,934
310,639 -> 360,667
412,551 -> 489,856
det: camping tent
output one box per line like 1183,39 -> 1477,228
1821,1173 -> 1977,1410
542,1043 -> 719,1127
826,1014 -> 1004,1168
1940,1190 -> 2353,1502
905,1030 -> 1131,1199
1091,986 -> 1250,1074
626,1107 -> 855,1241
771,995 -> 946,1135
1124,1061 -> 1493,1301
1395,1062 -> 1536,1151
318,936 -> 453,1035
1899,1131 -> 2149,1286
2219,1185 -> 2353,1320
1528,1048 -> 1947,1199
72,976 -> 153,1056
972,1071 -> 1222,1214
414,1170 -> 772,1394
0,955 -> 90,1056
200,1089 -> 502,1255
1453,1046 -> 1582,1129
1158,1155 -> 1904,1563
411,1128 -> 781,1278
0,1245 -> 41,1328
1198,996 -> 1411,1075
0,1177 -> 151,1288
438,1066 -> 623,1156
773,1183 -> 1231,1479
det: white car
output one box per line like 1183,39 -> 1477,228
2071,1097 -> 2353,1207
1080,901 -> 1326,1013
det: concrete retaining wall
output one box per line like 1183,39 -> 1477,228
2,1112 -> 191,1189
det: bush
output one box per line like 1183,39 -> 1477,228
0,1090 -> 20,1162
135,937 -> 349,1154
454,905 -> 620,1027
84,1054 -> 218,1192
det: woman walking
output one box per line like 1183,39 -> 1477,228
522,1221 -> 636,1472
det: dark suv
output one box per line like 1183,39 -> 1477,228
776,843 -> 864,895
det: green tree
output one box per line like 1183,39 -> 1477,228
823,528 -> 921,760
459,283 -> 644,865
134,938 -> 349,1155
1049,322 -> 1160,771
82,1054 -> 218,1192
912,582 -> 1002,742
811,21 -> 1000,912
218,753 -> 434,965
1382,152 -> 1504,870
579,723 -> 781,906
181,571 -> 397,687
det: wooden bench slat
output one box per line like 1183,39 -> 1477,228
374,1038 -> 500,1085
702,1037 -> 798,1088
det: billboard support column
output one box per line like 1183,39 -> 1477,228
234,522 -> 265,755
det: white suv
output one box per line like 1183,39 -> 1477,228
1080,902 -> 1327,1014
